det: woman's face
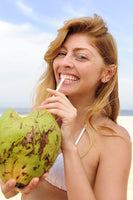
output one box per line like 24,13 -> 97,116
53,32 -> 105,100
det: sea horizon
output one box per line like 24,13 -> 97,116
0,107 -> 133,116
0,107 -> 31,116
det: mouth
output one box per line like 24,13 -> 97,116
59,73 -> 79,82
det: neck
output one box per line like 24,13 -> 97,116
68,92 -> 94,111
68,94 -> 94,128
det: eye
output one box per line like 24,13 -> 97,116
57,52 -> 66,57
78,55 -> 87,60
76,54 -> 88,61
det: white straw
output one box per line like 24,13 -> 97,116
56,78 -> 65,91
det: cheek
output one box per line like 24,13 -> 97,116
53,60 -> 57,74
83,67 -> 102,85
53,59 -> 58,74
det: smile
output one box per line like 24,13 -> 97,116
60,73 -> 79,82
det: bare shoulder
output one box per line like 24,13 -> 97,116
115,120 -> 131,139
99,117 -> 132,163
109,118 -> 131,143
99,116 -> 131,140
94,118 -> 132,199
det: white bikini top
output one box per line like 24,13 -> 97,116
45,127 -> 85,191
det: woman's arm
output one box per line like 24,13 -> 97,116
40,89 -> 96,199
63,127 -> 132,200
94,128 -> 132,200
40,89 -> 132,200
63,145 -> 96,200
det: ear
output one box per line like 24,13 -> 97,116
101,64 -> 116,83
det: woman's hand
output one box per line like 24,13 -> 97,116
0,172 -> 49,197
1,178 -> 39,197
18,172 -> 49,195
1,179 -> 18,198
39,88 -> 77,151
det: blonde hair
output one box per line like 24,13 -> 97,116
33,14 -> 120,152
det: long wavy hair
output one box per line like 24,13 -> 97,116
33,14 -> 120,153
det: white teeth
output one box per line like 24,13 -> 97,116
60,74 -> 78,81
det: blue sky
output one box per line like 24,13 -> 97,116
0,0 -> 133,110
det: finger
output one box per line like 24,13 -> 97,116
1,179 -> 16,194
40,96 -> 72,112
39,171 -> 49,182
55,117 -> 62,127
46,88 -> 69,101
19,177 -> 39,194
40,100 -> 76,122
47,88 -> 61,96
44,171 -> 49,177
40,90 -> 70,108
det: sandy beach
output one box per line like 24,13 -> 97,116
118,116 -> 133,200
0,115 -> 133,200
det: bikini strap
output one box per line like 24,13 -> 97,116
75,127 -> 85,145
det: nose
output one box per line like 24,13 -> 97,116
61,53 -> 74,68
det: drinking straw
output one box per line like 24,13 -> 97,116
56,77 -> 65,91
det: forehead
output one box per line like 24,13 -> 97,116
63,33 -> 91,47
61,33 -> 100,57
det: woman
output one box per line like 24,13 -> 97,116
1,14 -> 132,200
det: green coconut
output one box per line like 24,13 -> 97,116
0,108 -> 61,188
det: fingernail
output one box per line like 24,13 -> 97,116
32,181 -> 36,186
8,182 -> 13,188
40,101 -> 45,106
33,178 -> 38,186
46,88 -> 53,91
39,106 -> 44,110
